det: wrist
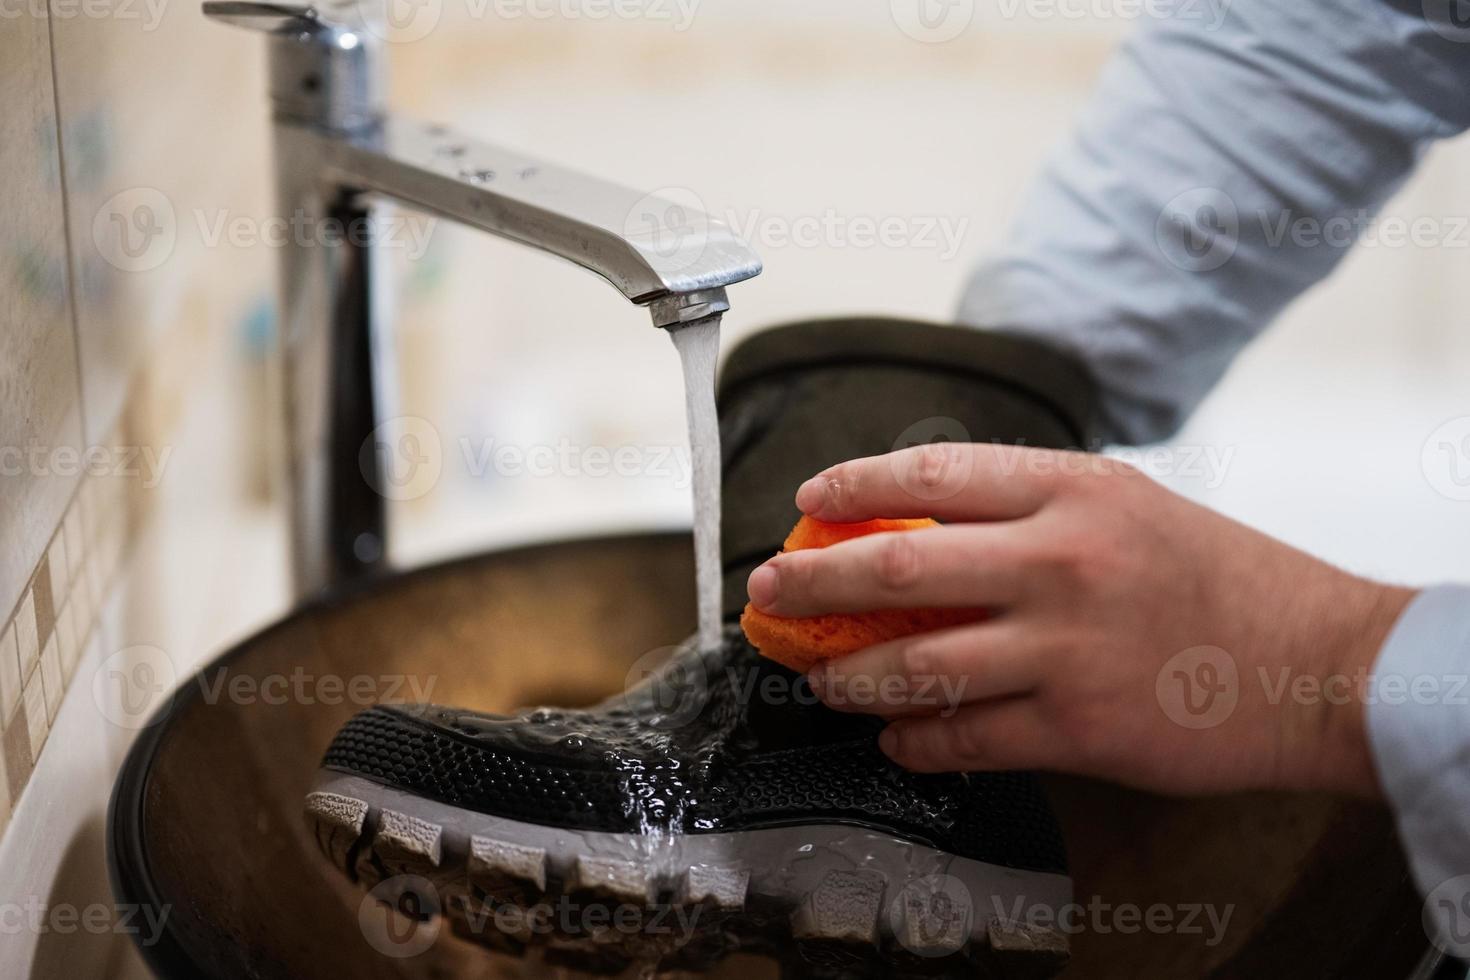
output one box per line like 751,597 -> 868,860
1286,577 -> 1416,796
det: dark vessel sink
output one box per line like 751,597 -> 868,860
108,531 -> 1435,978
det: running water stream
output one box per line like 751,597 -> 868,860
669,314 -> 723,653
580,315 -> 723,884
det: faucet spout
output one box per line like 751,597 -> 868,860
313,118 -> 760,327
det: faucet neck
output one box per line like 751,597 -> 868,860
267,16 -> 384,133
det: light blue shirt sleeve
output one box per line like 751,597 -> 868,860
957,0 -> 1470,445
1369,586 -> 1470,954
955,0 -> 1470,948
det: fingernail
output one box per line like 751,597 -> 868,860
807,667 -> 827,698
795,476 -> 827,514
747,564 -> 779,609
879,727 -> 899,757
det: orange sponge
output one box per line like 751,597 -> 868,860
740,516 -> 985,673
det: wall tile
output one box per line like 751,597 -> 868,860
22,672 -> 47,761
55,602 -> 78,684
39,636 -> 61,724
29,557 -> 54,669
0,737 -> 9,829
0,474 -> 123,811
0,625 -> 19,725
1,715 -> 28,804
63,508 -> 83,578
0,4 -> 83,623
46,535 -> 68,613
14,591 -> 39,683
67,580 -> 91,681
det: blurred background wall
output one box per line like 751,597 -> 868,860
1,0 -> 1467,974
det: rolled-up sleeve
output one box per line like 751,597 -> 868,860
957,0 -> 1470,445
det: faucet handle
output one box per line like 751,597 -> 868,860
203,0 -> 377,34
202,1 -> 318,33
204,0 -> 384,132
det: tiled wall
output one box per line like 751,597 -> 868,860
2,479 -> 120,832
0,0 -> 84,840
0,0 -> 79,674
0,344 -> 189,841
0,0 -> 276,973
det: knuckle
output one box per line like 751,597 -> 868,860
1050,452 -> 1120,496
1028,523 -> 1126,594
901,641 -> 941,681
1106,457 -> 1144,481
1069,526 -> 1115,562
1090,456 -> 1145,495
1075,531 -> 1131,591
823,462 -> 860,513
874,533 -> 924,593
947,717 -> 990,762
1028,533 -> 1085,581
910,442 -> 958,490
772,552 -> 814,598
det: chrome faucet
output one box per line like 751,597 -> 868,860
204,0 -> 761,598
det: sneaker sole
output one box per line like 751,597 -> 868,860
307,770 -> 1071,978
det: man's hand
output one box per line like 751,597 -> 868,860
745,443 -> 1415,796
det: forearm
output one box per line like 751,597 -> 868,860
958,0 -> 1470,444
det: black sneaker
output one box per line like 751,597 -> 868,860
306,627 -> 1071,977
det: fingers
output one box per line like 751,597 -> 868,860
880,697 -> 1056,773
794,443 -> 1063,523
747,524 -> 1028,616
808,621 -> 1041,718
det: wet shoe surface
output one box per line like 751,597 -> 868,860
307,626 -> 1072,977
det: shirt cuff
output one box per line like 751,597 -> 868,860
1366,584 -> 1470,953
